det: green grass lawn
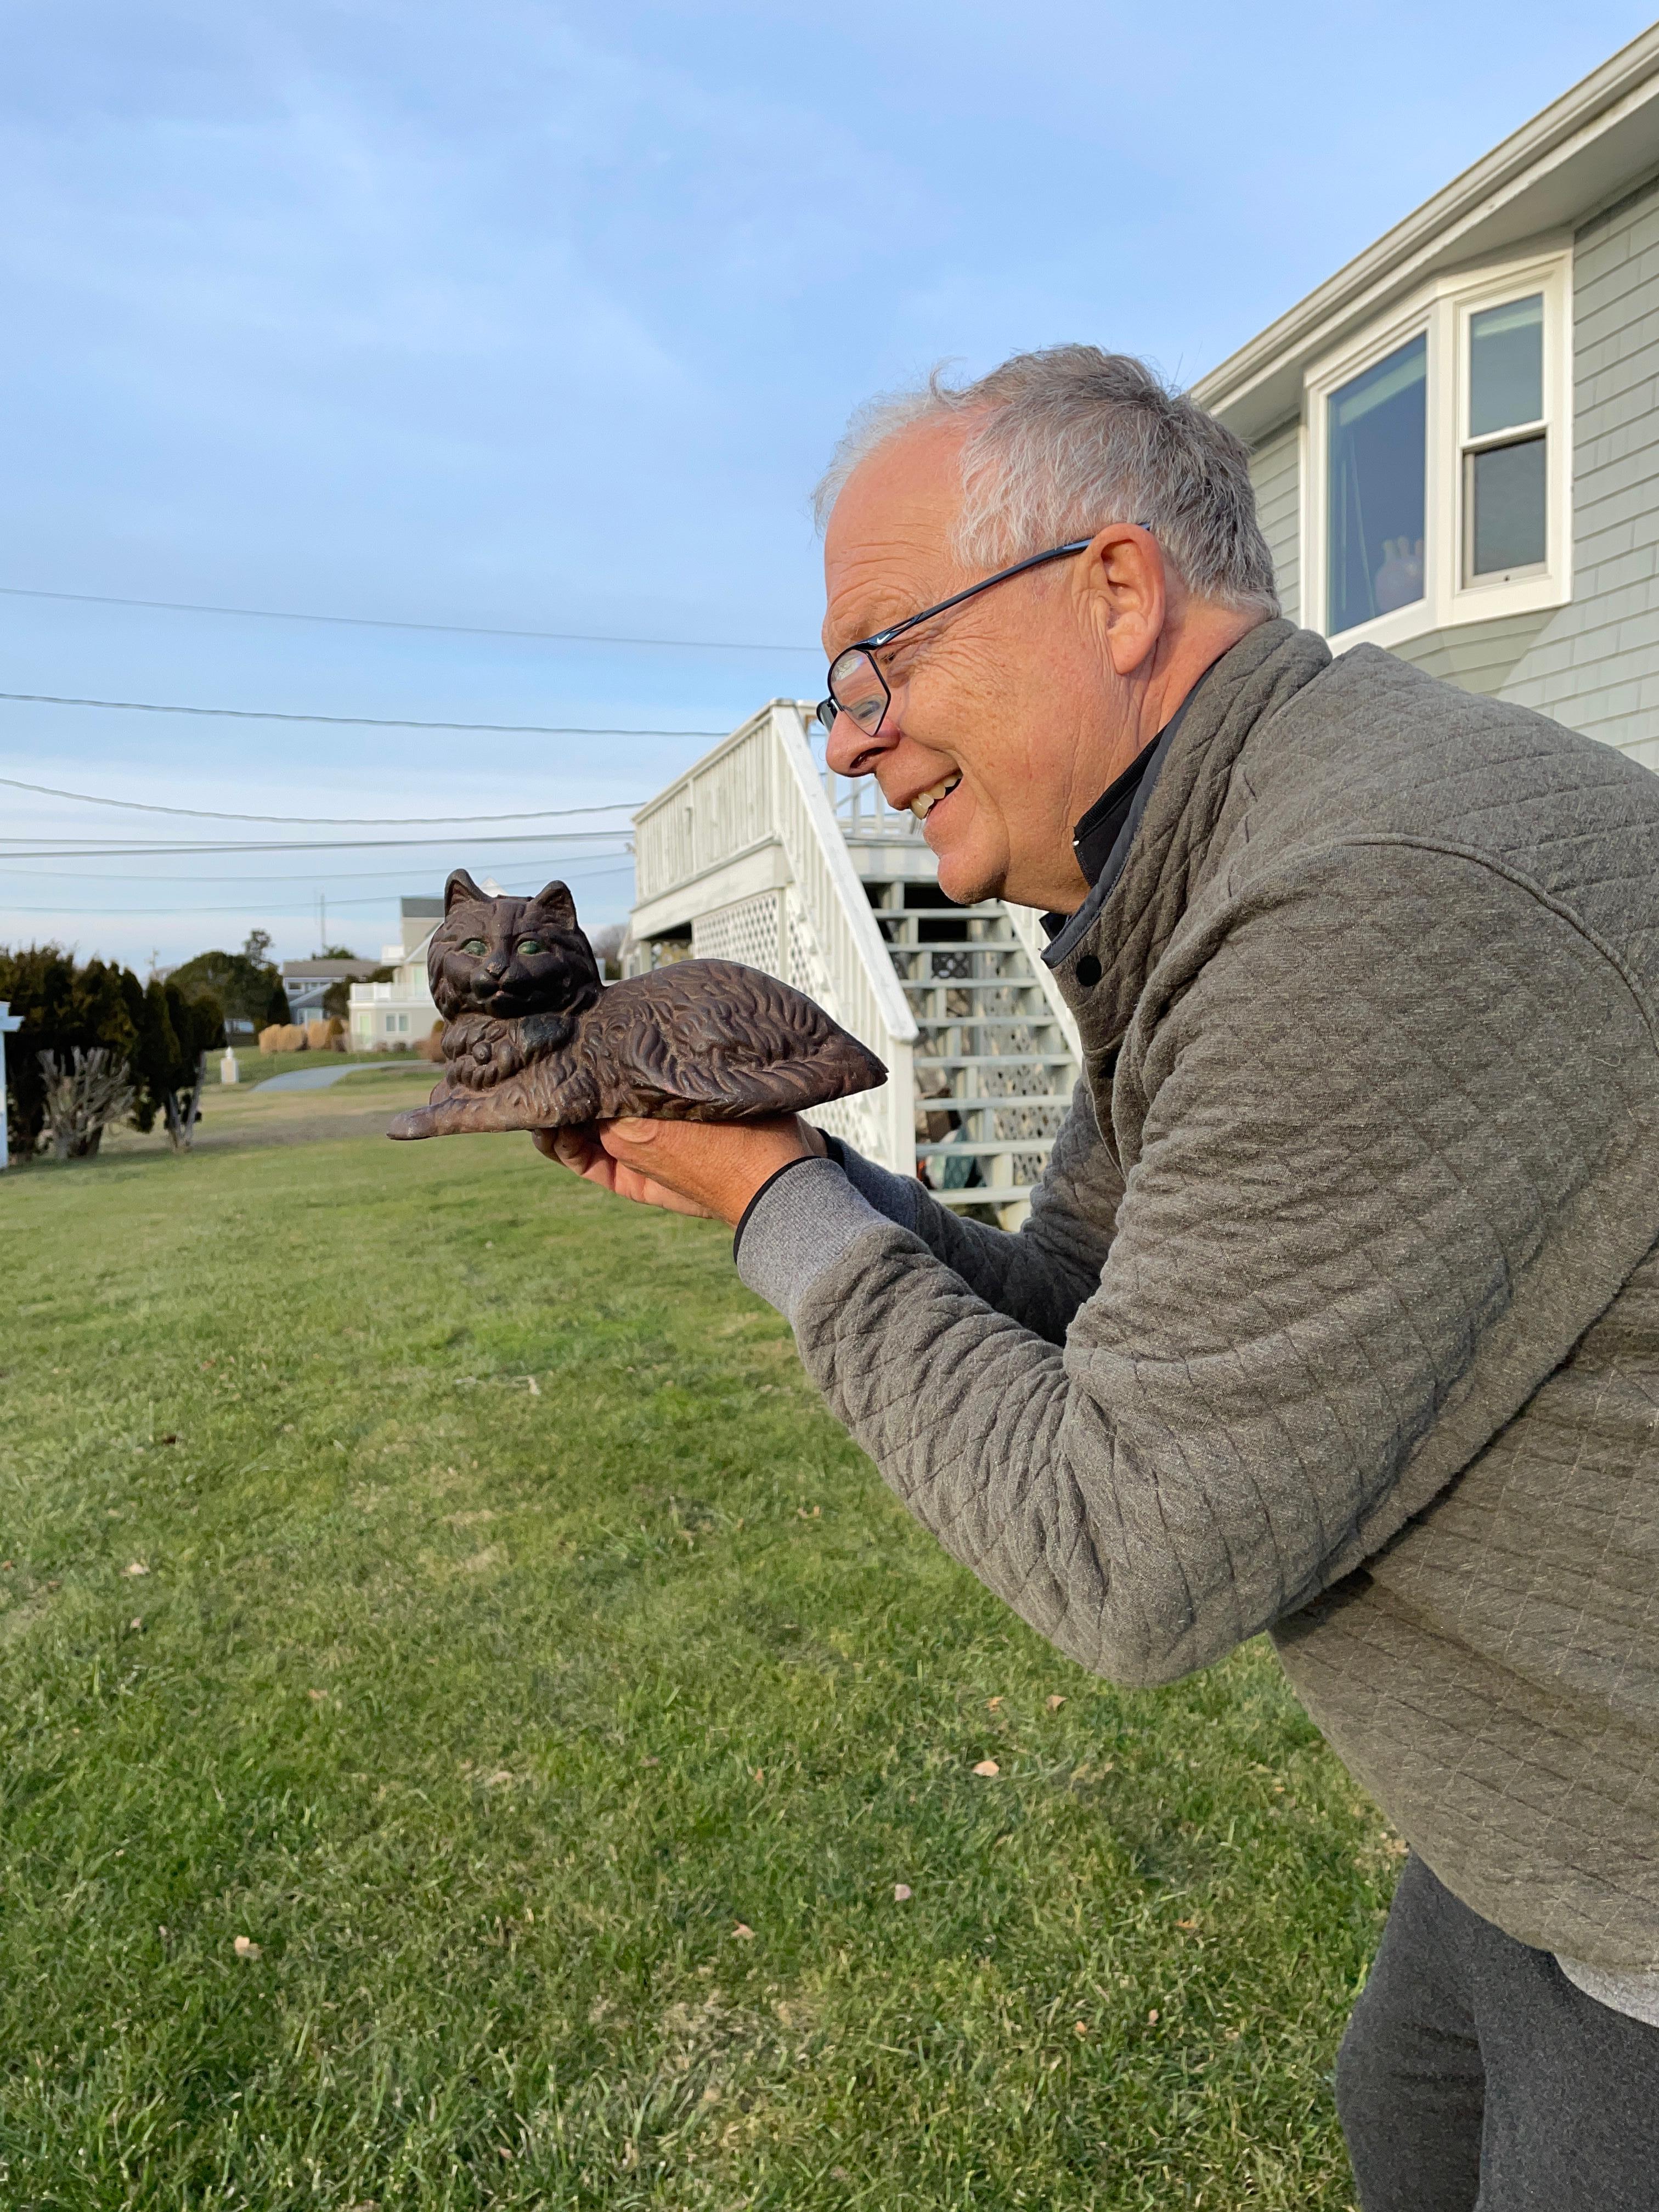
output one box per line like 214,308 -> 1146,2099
0,1104 -> 1392,2209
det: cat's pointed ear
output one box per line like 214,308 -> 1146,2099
444,868 -> 486,914
532,881 -> 579,930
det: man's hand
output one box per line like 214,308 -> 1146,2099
533,1114 -> 828,1226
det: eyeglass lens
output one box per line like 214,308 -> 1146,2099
827,648 -> 889,736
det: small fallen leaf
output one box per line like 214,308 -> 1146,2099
308,1689 -> 328,1703
484,1769 -> 513,1787
893,1883 -> 912,1902
1224,2027 -> 1242,2041
752,1768 -> 764,1782
972,1759 -> 1000,1778
129,1617 -> 143,1632
732,1922 -> 755,1940
1074,2020 -> 1088,2038
1147,2008 -> 1159,2025
986,1696 -> 1002,1711
233,1935 -> 261,1959
124,1561 -> 148,1578
1176,1918 -> 1199,1933
641,1755 -> 659,1768
1046,1694 -> 1066,1711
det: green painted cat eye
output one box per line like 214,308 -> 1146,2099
516,938 -> 544,955
462,939 -> 487,955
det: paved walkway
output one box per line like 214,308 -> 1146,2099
253,1062 -> 388,1093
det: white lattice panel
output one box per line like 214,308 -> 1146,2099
692,891 -> 783,974
785,887 -> 885,1157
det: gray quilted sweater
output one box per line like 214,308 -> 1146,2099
737,619 -> 1659,1973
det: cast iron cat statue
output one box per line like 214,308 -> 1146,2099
386,870 -> 885,1140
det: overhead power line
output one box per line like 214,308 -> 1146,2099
0,690 -> 727,738
0,857 -> 622,887
0,831 -> 634,860
0,862 -> 639,919
0,771 -> 645,825
0,582 -> 821,656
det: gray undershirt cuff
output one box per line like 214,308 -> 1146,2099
830,1139 -> 928,1234
733,1156 -> 893,1323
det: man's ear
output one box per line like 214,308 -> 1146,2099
1079,523 -> 1167,678
444,868 -> 486,913
532,880 -> 579,930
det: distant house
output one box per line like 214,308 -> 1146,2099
1192,25 -> 1659,772
280,955 -> 382,1024
347,895 -> 442,1049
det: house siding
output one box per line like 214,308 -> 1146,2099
1249,421 -> 1301,624
1474,170 -> 1659,773
1240,169 -> 1659,773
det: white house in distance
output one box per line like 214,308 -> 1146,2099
1193,24 -> 1659,770
281,953 -> 382,1023
348,895 -> 442,1049
626,28 -> 1659,1216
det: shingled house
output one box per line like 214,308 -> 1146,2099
1192,25 -> 1659,772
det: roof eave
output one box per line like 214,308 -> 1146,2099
1193,24 -> 1659,444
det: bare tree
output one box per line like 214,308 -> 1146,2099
38,1048 -> 136,1161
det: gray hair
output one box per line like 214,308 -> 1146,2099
814,345 -> 1279,617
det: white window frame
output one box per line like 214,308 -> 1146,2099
1301,246 -> 1572,650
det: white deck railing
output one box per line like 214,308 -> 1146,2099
633,702 -> 918,1170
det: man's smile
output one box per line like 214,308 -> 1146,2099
908,771 -> 962,822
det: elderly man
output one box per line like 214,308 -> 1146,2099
546,346 -> 1659,2208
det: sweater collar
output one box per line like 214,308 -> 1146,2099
1046,619 -> 1334,1054
1042,673 -> 1207,969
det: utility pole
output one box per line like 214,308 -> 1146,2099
0,1001 -> 22,1170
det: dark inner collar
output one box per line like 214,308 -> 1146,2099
1070,732 -> 1163,889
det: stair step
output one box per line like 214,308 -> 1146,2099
918,1096 -> 1075,1112
915,1051 -> 1075,1068
873,900 -> 1009,920
911,1014 -> 1061,1032
916,1139 -> 1060,1159
899,975 -> 1041,991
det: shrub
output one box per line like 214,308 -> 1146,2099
37,1046 -> 136,1160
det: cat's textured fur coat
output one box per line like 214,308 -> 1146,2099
387,871 -> 885,1139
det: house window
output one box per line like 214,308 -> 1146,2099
1304,250 -> 1570,645
1464,294 -> 1546,580
1327,334 -> 1427,634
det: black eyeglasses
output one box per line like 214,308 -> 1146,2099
815,537 -> 1095,740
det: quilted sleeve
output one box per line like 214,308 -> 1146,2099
828,1084 -> 1121,1344
759,842 -> 1659,1687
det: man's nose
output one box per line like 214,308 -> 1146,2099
824,706 -> 898,781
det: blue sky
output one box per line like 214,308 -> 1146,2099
2,0 -> 1652,969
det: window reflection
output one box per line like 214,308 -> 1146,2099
1469,296 -> 1543,437
1327,335 -> 1427,633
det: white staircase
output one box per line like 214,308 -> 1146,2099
628,702 -> 1081,1227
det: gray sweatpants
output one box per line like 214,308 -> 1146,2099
1338,1855 -> 1659,2210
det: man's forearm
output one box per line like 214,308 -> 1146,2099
812,1088 -> 1118,1345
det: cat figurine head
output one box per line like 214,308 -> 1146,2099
428,871 -> 605,1024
